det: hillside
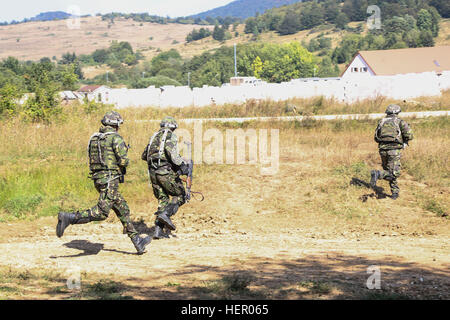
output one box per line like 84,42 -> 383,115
0,16 -> 212,61
190,0 -> 301,19
30,11 -> 72,22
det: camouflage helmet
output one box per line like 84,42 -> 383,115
101,111 -> 124,127
160,116 -> 178,129
385,104 -> 401,115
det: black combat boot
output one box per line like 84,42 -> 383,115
56,212 -> 91,238
370,170 -> 381,188
131,235 -> 152,255
153,221 -> 169,240
156,203 -> 178,231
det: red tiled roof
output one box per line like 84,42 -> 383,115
78,85 -> 103,93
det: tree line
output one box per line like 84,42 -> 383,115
0,55 -> 82,121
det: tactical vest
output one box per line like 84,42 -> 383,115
88,132 -> 120,171
147,129 -> 171,169
376,117 -> 403,144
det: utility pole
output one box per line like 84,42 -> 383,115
234,43 -> 237,77
106,71 -> 109,83
188,72 -> 191,87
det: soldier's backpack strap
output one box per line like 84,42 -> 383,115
158,129 -> 170,167
147,129 -> 171,169
147,131 -> 159,169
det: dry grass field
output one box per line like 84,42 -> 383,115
0,99 -> 448,300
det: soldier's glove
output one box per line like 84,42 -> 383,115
180,162 -> 190,176
119,167 -> 126,183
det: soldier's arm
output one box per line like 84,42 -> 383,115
400,120 -> 413,142
113,135 -> 130,168
374,120 -> 381,143
141,144 -> 149,161
165,133 -> 185,167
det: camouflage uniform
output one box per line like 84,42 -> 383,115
371,105 -> 413,197
142,117 -> 188,237
57,112 -> 151,254
79,125 -> 138,238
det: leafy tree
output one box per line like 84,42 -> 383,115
277,12 -> 301,35
251,56 -> 263,78
335,12 -> 349,30
299,2 -> 325,30
419,30 -> 435,47
430,0 -> 450,18
324,0 -> 340,23
342,0 -> 368,21
92,49 -> 108,64
0,84 -> 22,117
417,9 -> 433,32
213,25 -> 226,41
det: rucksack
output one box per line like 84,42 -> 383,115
88,132 -> 116,170
375,117 -> 402,143
147,129 -> 171,168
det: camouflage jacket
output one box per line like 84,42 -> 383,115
88,126 -> 129,182
374,115 -> 414,150
141,128 -> 184,175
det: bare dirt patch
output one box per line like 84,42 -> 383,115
0,163 -> 448,300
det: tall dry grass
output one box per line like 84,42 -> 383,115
0,104 -> 448,238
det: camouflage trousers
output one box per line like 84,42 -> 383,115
80,178 -> 138,239
378,149 -> 402,195
149,169 -> 186,213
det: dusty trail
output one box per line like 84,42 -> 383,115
0,214 -> 448,299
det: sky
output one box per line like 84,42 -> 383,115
0,0 -> 235,22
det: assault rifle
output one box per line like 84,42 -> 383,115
119,142 -> 131,184
183,142 -> 203,202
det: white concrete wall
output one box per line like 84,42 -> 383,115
76,71 -> 449,109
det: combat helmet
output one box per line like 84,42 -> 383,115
101,111 -> 124,127
385,104 -> 401,115
160,116 -> 178,130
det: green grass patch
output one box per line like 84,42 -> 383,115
363,290 -> 412,300
298,281 -> 332,295
422,199 -> 448,217
196,272 -> 264,299
81,280 -> 133,300
333,161 -> 371,179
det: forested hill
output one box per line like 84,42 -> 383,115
30,12 -> 72,22
190,0 -> 302,19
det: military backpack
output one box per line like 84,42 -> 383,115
88,132 -> 118,171
375,117 -> 403,144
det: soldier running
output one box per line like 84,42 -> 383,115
56,111 -> 151,255
141,116 -> 190,240
370,104 -> 414,200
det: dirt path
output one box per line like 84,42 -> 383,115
0,214 -> 448,299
